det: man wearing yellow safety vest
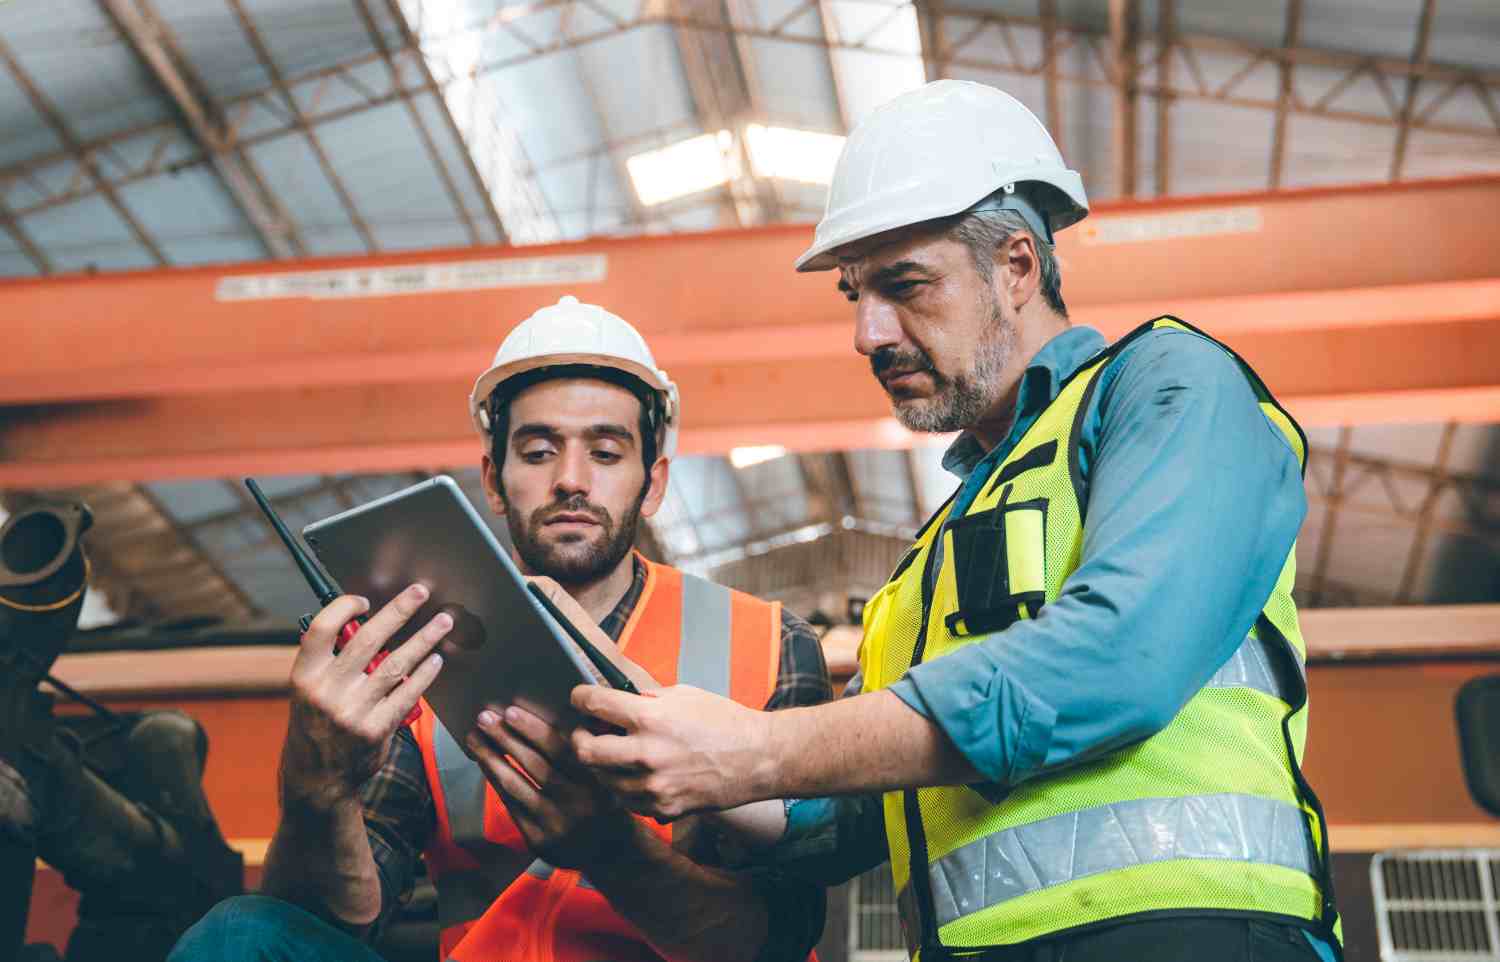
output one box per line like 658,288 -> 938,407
170,298 -> 831,962
571,80 -> 1343,962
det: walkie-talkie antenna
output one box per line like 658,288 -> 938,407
245,477 -> 337,606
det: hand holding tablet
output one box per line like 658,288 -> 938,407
301,476 -> 643,739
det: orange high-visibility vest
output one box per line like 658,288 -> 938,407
413,555 -> 790,962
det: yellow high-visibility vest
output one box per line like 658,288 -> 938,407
860,318 -> 1340,959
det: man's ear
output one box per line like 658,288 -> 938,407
640,456 -> 670,519
1001,231 -> 1042,313
480,452 -> 507,517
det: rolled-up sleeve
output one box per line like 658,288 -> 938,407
887,329 -> 1307,785
361,725 -> 436,935
769,793 -> 890,887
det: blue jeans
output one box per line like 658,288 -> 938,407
168,895 -> 387,962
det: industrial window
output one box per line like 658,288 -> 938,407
849,866 -> 907,961
1372,850 -> 1500,960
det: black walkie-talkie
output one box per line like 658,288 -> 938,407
246,477 -> 421,725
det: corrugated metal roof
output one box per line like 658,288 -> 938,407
4,0 -> 1495,271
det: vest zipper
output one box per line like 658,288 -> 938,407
902,536 -> 948,961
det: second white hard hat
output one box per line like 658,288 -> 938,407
796,79 -> 1089,272
468,296 -> 681,459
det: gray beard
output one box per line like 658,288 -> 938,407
894,304 -> 1014,434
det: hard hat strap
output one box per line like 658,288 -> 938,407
963,187 -> 1055,246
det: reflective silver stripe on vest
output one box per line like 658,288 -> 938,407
677,573 -> 733,694
896,793 -> 1316,942
1205,633 -> 1305,703
433,717 -> 487,847
526,858 -> 598,891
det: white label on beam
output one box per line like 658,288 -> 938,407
214,254 -> 608,301
1078,206 -> 1262,245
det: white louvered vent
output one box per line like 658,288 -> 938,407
849,866 -> 907,961
1373,850 -> 1500,960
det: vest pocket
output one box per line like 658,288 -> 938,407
943,499 -> 1048,636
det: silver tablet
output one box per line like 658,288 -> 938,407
302,475 -> 603,737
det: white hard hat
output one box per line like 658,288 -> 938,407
796,79 -> 1089,272
469,296 -> 681,459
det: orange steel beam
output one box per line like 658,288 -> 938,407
2,175 -> 1498,488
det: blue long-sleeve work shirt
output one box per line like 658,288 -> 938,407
775,324 -> 1335,960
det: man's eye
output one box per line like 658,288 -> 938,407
593,450 -> 622,463
520,449 -> 553,463
884,280 -> 922,298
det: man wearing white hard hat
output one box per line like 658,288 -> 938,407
171,297 -> 831,962
573,80 -> 1342,962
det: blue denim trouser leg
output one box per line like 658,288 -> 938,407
168,895 -> 388,962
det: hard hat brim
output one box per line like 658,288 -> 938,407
796,173 -> 1088,273
794,194 -> 981,272
468,352 -> 676,443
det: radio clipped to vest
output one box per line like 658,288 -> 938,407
944,484 -> 1048,637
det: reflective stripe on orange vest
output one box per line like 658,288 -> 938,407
415,554 -> 786,962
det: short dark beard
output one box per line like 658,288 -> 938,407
873,290 -> 1014,434
502,486 -> 647,588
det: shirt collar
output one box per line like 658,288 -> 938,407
596,553 -> 649,641
941,325 -> 1109,479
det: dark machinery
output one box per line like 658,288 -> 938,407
1456,675 -> 1500,818
0,501 -> 243,962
